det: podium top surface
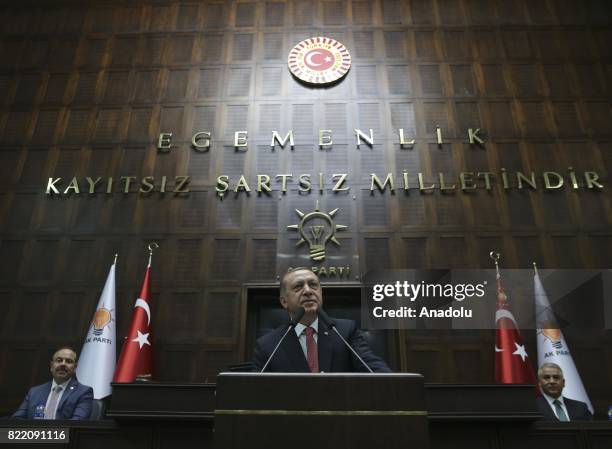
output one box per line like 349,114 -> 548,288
218,372 -> 424,379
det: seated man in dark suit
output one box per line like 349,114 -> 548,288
537,362 -> 593,421
12,346 -> 93,420
253,267 -> 391,373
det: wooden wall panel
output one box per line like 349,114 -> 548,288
0,0 -> 611,416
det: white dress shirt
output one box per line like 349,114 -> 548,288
294,318 -> 319,358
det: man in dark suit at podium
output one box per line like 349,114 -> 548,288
253,267 -> 391,373
12,347 -> 93,420
537,362 -> 593,421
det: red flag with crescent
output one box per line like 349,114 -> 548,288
113,263 -> 153,382
495,269 -> 537,384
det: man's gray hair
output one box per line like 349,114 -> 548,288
537,362 -> 564,378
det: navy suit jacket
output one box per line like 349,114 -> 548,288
12,377 -> 93,420
537,396 -> 593,421
253,318 -> 391,373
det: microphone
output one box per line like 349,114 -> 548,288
260,308 -> 305,373
317,308 -> 374,373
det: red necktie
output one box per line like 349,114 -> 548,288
305,327 -> 319,373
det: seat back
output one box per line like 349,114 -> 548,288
89,398 -> 106,420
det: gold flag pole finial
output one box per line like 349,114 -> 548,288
532,261 -> 538,275
114,253 -> 118,265
489,251 -> 500,268
147,242 -> 159,267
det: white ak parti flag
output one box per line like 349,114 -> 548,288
76,258 -> 117,399
534,268 -> 593,413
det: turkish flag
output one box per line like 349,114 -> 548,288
113,264 -> 153,382
494,270 -> 537,384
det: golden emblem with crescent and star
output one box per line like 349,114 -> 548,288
288,37 -> 351,85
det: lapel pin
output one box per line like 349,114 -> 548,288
324,331 -> 329,336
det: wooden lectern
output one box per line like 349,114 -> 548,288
214,373 -> 428,449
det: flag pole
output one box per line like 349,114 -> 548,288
532,261 -> 538,276
489,250 -> 501,303
114,253 -> 118,265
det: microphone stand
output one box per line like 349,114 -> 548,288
260,308 -> 305,373
318,309 -> 373,373
260,325 -> 292,373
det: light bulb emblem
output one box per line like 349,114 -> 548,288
92,308 -> 112,336
287,201 -> 347,261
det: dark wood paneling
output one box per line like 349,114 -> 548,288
1,0 -> 612,418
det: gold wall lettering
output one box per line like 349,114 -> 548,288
156,127 -> 488,152
288,266 -> 351,278
212,170 -> 604,195
44,169 -> 603,196
45,176 -> 191,195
